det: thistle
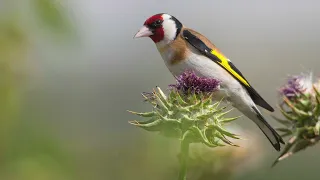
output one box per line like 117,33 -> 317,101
273,72 -> 320,166
128,70 -> 240,180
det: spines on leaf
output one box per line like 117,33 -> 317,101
129,87 -> 239,149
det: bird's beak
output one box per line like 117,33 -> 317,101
134,26 -> 153,38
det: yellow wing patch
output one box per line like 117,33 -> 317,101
210,49 -> 250,87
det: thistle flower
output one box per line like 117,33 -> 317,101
170,70 -> 221,95
128,70 -> 240,180
279,72 -> 313,100
273,72 -> 320,166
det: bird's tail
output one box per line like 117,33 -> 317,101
242,106 -> 285,151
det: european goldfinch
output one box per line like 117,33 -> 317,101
134,13 -> 284,151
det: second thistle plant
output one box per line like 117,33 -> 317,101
273,72 -> 320,166
129,70 -> 240,180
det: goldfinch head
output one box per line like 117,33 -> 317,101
134,13 -> 182,47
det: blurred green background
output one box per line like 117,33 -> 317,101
1,0 -> 320,179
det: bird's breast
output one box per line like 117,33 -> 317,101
160,49 -> 235,84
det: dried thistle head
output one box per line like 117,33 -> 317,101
273,72 -> 320,166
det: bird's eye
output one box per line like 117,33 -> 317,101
149,20 -> 163,29
155,20 -> 162,25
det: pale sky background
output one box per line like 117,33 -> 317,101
20,0 -> 320,179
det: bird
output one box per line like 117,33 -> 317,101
134,13 -> 284,151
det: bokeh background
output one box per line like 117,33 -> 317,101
1,0 -> 320,179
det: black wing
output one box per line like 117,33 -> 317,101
182,30 -> 274,112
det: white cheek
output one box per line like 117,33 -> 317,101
156,21 -> 176,48
162,20 -> 177,42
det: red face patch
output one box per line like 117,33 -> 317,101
144,14 -> 164,43
144,14 -> 163,26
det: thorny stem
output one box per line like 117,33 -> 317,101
178,135 -> 190,180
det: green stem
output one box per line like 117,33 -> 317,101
178,137 -> 190,180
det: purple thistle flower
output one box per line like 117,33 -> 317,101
279,73 -> 313,99
170,70 -> 221,95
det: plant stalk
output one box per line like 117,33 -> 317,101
178,137 -> 190,180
